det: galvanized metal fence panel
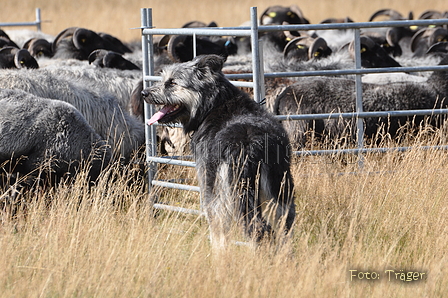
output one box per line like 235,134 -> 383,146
140,7 -> 448,213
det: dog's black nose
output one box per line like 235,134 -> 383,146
141,89 -> 150,98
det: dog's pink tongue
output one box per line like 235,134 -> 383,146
147,105 -> 173,125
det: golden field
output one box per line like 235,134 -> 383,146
2,0 -> 448,297
1,0 -> 448,42
2,136 -> 448,297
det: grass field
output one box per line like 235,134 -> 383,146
1,130 -> 448,296
2,0 -> 448,297
2,0 -> 448,42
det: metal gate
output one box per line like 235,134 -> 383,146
140,7 -> 448,214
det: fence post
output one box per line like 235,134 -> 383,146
353,28 -> 365,167
35,8 -> 41,31
250,7 -> 265,103
141,8 -> 158,192
193,33 -> 197,58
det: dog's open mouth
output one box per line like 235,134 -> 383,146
147,104 -> 184,125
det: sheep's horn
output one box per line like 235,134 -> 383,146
308,37 -> 329,59
22,38 -> 35,50
386,27 -> 410,47
88,49 -> 107,65
0,46 -> 18,55
158,35 -> 171,50
259,7 -> 272,22
289,4 -> 306,19
23,38 -> 53,57
369,9 -> 405,21
52,27 -> 78,53
418,10 -> 443,20
428,27 -> 448,46
182,21 -> 207,28
73,28 -> 103,51
320,17 -> 353,24
427,41 -> 448,54
349,35 -> 376,54
283,36 -> 310,60
14,49 -> 39,69
410,28 -> 428,53
167,35 -> 187,62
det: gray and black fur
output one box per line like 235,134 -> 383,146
271,55 -> 448,148
142,54 -> 296,246
0,88 -> 111,187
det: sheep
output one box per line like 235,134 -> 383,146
283,36 -> 332,62
23,38 -> 53,58
411,27 -> 448,57
269,55 -> 448,149
345,35 -> 402,68
260,5 -> 309,25
0,88 -> 111,186
0,69 -> 145,162
0,47 -> 39,69
164,34 -> 237,63
30,60 -> 142,114
88,49 -> 140,70
3,29 -> 54,48
51,27 -> 132,60
0,29 -> 19,48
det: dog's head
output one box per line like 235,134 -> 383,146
141,54 -> 227,130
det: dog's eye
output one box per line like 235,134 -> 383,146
165,78 -> 176,87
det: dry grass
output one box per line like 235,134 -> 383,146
1,129 -> 448,297
2,0 -> 448,42
2,1 -> 448,296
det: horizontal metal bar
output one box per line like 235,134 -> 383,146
146,67 -> 448,84
0,22 -> 41,27
143,75 -> 254,88
225,65 -> 448,81
152,180 -> 200,192
294,145 -> 448,156
258,18 -> 448,32
140,19 -> 448,37
224,73 -> 253,80
144,75 -> 161,81
142,28 -> 252,37
153,203 -> 202,215
155,155 -> 193,160
155,122 -> 184,128
148,156 -> 196,167
275,109 -> 448,121
229,81 -> 254,88
266,65 -> 448,78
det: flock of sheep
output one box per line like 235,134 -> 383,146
1,4 -> 448,189
0,26 -> 145,187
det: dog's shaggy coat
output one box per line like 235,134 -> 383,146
142,55 -> 296,246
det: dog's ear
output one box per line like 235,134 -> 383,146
195,54 -> 225,73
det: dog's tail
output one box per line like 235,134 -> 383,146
231,156 -> 295,243
236,163 -> 271,242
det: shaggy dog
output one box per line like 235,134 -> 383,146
142,54 -> 296,246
